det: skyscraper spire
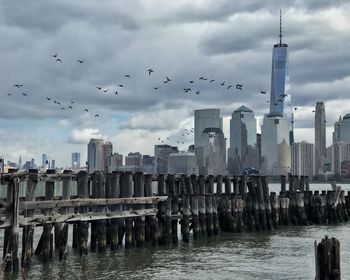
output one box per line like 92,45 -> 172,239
279,10 -> 282,45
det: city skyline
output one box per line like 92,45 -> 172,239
1,1 -> 350,166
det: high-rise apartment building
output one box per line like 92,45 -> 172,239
314,102 -> 326,174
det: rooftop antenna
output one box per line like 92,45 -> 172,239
279,10 -> 283,45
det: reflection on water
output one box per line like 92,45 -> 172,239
0,223 -> 349,280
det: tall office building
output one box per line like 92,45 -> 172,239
51,159 -> 56,169
103,141 -> 113,171
142,155 -> 157,174
168,152 -> 199,175
108,153 -> 123,172
314,102 -> 326,174
42,154 -> 47,168
261,114 -> 291,175
18,155 -> 22,170
154,144 -> 179,174
291,142 -> 314,178
87,138 -> 106,174
194,109 -> 225,175
71,152 -> 81,170
332,114 -> 350,175
269,11 -> 290,117
228,106 -> 257,174
123,152 -> 142,172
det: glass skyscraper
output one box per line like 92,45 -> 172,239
269,11 -> 290,117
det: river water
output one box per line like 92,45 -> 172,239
1,183 -> 349,279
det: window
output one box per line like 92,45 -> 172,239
240,113 -> 244,118
275,119 -> 279,125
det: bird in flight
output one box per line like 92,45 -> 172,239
118,84 -> 123,88
260,90 -> 266,94
46,97 -> 51,101
312,110 -> 315,113
95,114 -> 99,117
210,79 -> 215,83
68,106 -> 73,109
220,82 -> 225,86
114,90 -> 118,94
22,93 -> 28,96
77,59 -> 86,63
279,93 -> 287,98
189,80 -> 194,84
56,58 -> 62,62
124,74 -> 130,78
227,85 -> 232,89
184,88 -> 191,93
294,107 -> 298,110
104,89 -> 110,92
165,76 -> 171,82
96,87 -> 102,90
14,84 -> 23,88
60,107 -> 66,110
70,101 -> 74,104
236,84 -> 243,90
52,53 -> 58,58
147,69 -> 154,75
154,87 -> 159,90
84,109 -> 88,112
199,76 -> 207,81
7,93 -> 12,96
195,90 -> 200,94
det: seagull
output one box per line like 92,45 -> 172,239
154,87 -> 159,90
77,59 -> 86,63
104,89 -> 110,92
114,90 -> 118,94
7,93 -> 12,96
22,93 -> 28,96
260,90 -> 266,94
70,101 -> 74,104
46,97 -> 51,101
52,53 -> 58,58
56,58 -> 62,62
227,85 -> 232,89
236,84 -> 243,90
266,101 -> 270,103
220,82 -> 225,86
165,76 -> 171,82
124,74 -> 130,78
95,114 -> 99,117
68,106 -> 73,109
60,107 -> 66,110
118,84 -> 123,88
184,88 -> 191,93
96,87 -> 102,90
84,109 -> 88,112
189,80 -> 194,84
210,79 -> 215,83
147,68 -> 154,75
294,107 -> 298,110
14,84 -> 23,88
199,76 -> 207,81
312,110 -> 315,113
195,90 -> 200,94
280,93 -> 287,98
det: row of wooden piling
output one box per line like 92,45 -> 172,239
1,171 -> 349,274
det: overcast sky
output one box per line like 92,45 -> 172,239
1,0 -> 350,167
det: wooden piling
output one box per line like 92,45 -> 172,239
56,170 -> 72,260
212,176 -> 220,235
121,172 -> 134,248
261,176 -> 272,230
77,171 -> 89,255
198,175 -> 207,237
256,176 -> 267,230
270,192 -> 279,228
21,169 -> 38,267
222,175 -> 234,232
107,172 -> 121,250
281,175 -> 286,192
134,172 -> 145,247
315,236 -> 340,280
190,175 -> 201,239
171,176 -> 179,244
144,173 -> 159,246
205,175 -> 214,236
181,176 -> 191,242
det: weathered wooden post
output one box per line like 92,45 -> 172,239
190,175 -> 201,239
223,175 -> 234,232
170,175 -> 179,244
41,169 -> 55,260
144,173 -> 159,246
239,175 -> 246,195
77,170 -> 89,256
134,172 -> 145,247
270,192 -> 279,228
315,236 -> 340,280
279,192 -> 290,226
159,174 -> 171,245
21,169 -> 38,267
107,172 -> 121,250
256,176 -> 267,230
56,170 -> 72,260
296,191 -> 308,225
198,175 -> 207,237
212,176 -> 220,235
261,176 -> 272,230
205,175 -> 214,236
281,175 -> 286,192
246,179 -> 256,231
3,176 -> 20,272
121,171 -> 134,248
181,176 -> 191,242
91,171 -> 107,252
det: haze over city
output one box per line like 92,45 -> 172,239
1,1 -> 350,167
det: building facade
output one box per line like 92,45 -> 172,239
291,142 -> 314,178
71,152 -> 81,170
87,138 -> 106,174
168,152 -> 198,175
154,145 -> 179,174
314,102 -> 326,175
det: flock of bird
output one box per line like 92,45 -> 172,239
157,128 -> 195,147
6,53 -> 314,121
